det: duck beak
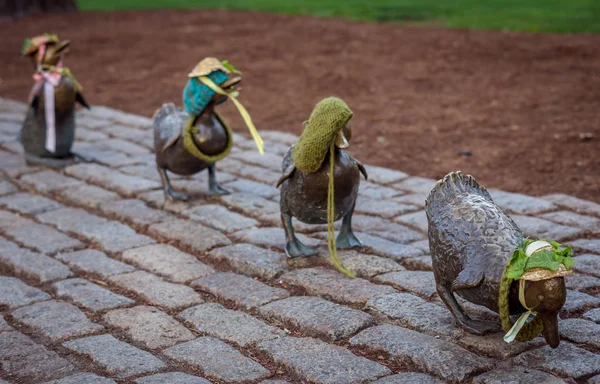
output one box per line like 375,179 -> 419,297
541,313 -> 560,348
334,129 -> 349,149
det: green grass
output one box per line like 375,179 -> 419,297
77,0 -> 600,33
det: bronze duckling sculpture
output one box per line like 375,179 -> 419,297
21,34 -> 90,168
277,97 -> 367,277
153,57 -> 263,201
426,171 -> 574,348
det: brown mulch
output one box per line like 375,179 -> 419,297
1,9 -> 599,203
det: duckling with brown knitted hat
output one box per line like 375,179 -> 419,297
426,171 -> 574,348
277,97 -> 368,277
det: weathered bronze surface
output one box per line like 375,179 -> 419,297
21,39 -> 90,168
153,92 -> 234,201
426,171 -> 566,347
277,124 -> 368,257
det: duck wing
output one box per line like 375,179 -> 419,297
354,158 -> 368,180
76,91 -> 90,110
276,163 -> 296,188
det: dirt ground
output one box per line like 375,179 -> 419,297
1,10 -> 599,202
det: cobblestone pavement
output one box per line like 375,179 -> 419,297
0,97 -> 599,384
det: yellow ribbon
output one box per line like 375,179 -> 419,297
327,141 -> 355,278
198,76 -> 264,155
503,279 -> 536,343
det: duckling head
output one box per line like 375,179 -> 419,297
22,34 -> 70,70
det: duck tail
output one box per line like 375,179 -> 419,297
152,103 -> 177,128
425,171 -> 492,211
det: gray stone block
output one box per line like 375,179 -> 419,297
56,249 -> 135,279
0,179 -> 18,196
122,244 -> 214,283
179,302 -> 284,347
488,189 -> 557,214
351,232 -> 424,260
374,270 -> 437,299
558,318 -> 600,349
572,254 -> 600,278
259,296 -> 373,341
362,164 -> 408,185
317,248 -> 405,278
350,325 -> 492,382
358,181 -> 404,200
561,290 -> 600,315
41,373 -> 117,384
473,367 -> 567,384
511,215 -> 582,242
543,193 -> 600,217
583,308 -> 600,323
182,204 -> 259,233
0,247 -> 72,283
99,199 -> 172,226
65,163 -> 161,196
232,227 -> 319,252
392,176 -> 437,194
208,243 -> 287,279
56,184 -> 120,209
539,210 -> 600,231
0,192 -> 63,215
351,215 -> 424,243
148,218 -> 231,252
19,170 -> 82,193
53,278 -> 134,311
5,223 -> 84,253
513,342 -> 600,379
0,276 -> 51,309
63,334 -> 166,378
191,272 -> 289,310
135,372 -> 211,384
223,178 -> 279,199
12,300 -> 103,341
571,239 -> 600,254
355,195 -> 418,219
373,373 -> 445,384
110,271 -> 203,310
259,336 -> 390,384
104,306 -> 194,349
0,210 -> 35,230
163,337 -> 270,382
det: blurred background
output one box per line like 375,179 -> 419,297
1,0 -> 599,201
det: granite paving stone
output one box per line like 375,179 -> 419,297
473,368 -> 567,384
281,267 -> 397,305
259,336 -> 391,384
223,178 -> 279,199
219,192 -> 281,226
76,127 -> 110,142
571,239 -> 600,254
0,192 -> 63,214
80,106 -> 153,127
179,302 -> 284,347
65,163 -> 161,196
258,296 -> 374,341
543,193 -> 600,217
0,210 -> 35,229
208,243 -> 287,279
513,342 -> 600,379
120,164 -> 162,181
0,247 -> 72,283
4,223 -> 84,253
583,308 -> 600,323
350,325 -> 493,382
56,184 -> 120,209
182,204 -> 259,233
394,210 -> 428,233
37,207 -> 109,232
373,373 -> 445,384
366,293 -> 461,337
561,290 -> 600,315
99,199 -> 173,226
355,195 -> 418,219
392,176 -> 437,194
346,232 -> 425,260
258,130 -> 298,146
505,215 -> 582,242
0,151 -> 40,177
403,255 -> 433,270
0,276 -> 51,309
110,271 -> 203,310
63,334 -> 166,378
163,337 -> 270,382
191,272 -> 289,310
104,306 -> 194,349
122,244 -> 214,283
0,179 -> 18,196
18,170 -> 82,193
362,164 -> 408,185
233,163 -> 281,185
100,138 -> 150,156
488,189 -> 557,214
55,249 -> 136,278
539,210 -> 600,231
230,150 -> 282,172
572,254 -> 600,278
41,373 -> 117,384
12,300 -> 103,341
53,278 -> 134,311
374,270 -> 437,299
317,248 -> 405,278
358,181 -> 404,200
394,192 -> 428,207
0,331 -> 76,382
558,318 -> 600,349
232,227 -> 320,252
135,372 -> 211,384
590,375 -> 600,384
148,218 -> 231,252
351,215 -> 424,243
564,273 -> 600,291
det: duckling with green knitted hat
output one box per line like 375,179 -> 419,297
277,97 -> 368,277
426,171 -> 574,348
153,57 -> 263,201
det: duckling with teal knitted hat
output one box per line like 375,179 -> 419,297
277,97 -> 368,277
153,57 -> 263,201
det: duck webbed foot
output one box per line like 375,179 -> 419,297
281,213 -> 317,258
157,166 -> 189,201
207,164 -> 230,196
336,202 -> 362,249
436,282 -> 499,336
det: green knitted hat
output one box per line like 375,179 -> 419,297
292,97 -> 353,173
